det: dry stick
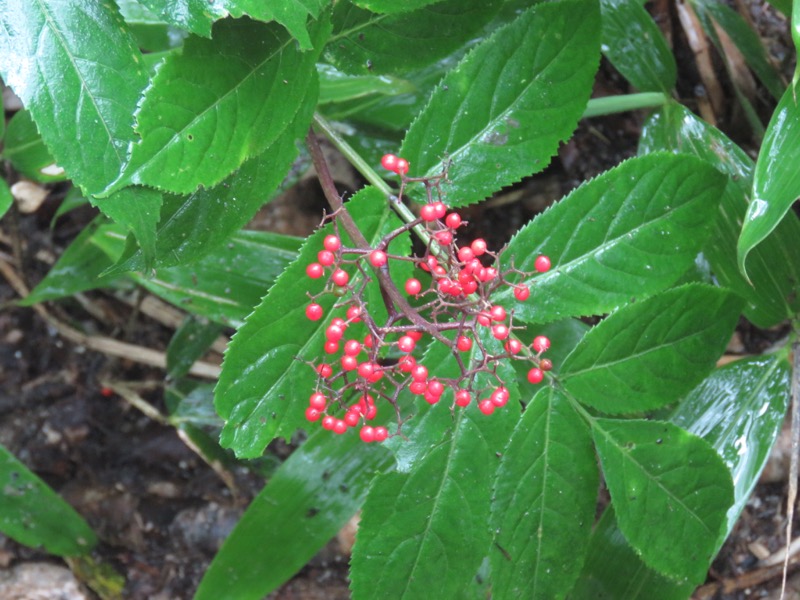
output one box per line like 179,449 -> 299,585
781,338 -> 800,600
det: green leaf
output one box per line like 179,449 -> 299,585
0,0 -> 147,194
215,187 -> 400,457
640,101 -> 800,328
166,316 -> 223,380
670,354 -> 791,543
0,178 -> 12,221
0,444 -> 97,556
116,0 -> 187,52
490,387 -> 597,599
560,284 -> 743,415
401,0 -> 600,207
2,109 -> 66,183
599,0 -> 676,93
495,153 -> 727,324
349,0 -> 442,14
196,429 -> 393,600
324,0 -> 502,75
592,418 -> 733,584
317,64 -> 416,104
105,17 -> 327,196
739,87 -> 800,281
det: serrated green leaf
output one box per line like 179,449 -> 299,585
401,0 -> 600,207
600,0 -> 676,93
0,0 -> 147,194
350,0 -> 441,14
135,0 -> 328,48
116,0 -> 187,52
490,387 -> 597,599
0,178 -> 12,221
324,0 -> 501,75
105,17 -> 327,196
640,102 -> 800,328
166,316 -> 223,380
2,109 -> 66,183
215,187 -> 403,457
51,187 -> 90,229
0,444 -> 97,556
739,87 -> 800,281
592,419 -> 733,584
495,153 -> 727,324
560,284 -> 743,415
196,428 -> 392,600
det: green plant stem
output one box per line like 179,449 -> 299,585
582,92 -> 668,119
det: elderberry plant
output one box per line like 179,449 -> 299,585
2,1 -> 800,599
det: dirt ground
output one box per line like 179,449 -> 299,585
1,2 -> 799,598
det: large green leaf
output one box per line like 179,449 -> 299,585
592,419 -> 733,584
490,387 -> 597,599
0,444 -> 97,556
317,64 -> 416,104
400,0 -> 600,207
494,153 -> 726,324
0,0 -> 147,194
560,284 -> 743,414
116,0 -> 187,52
2,109 -> 66,183
166,316 -> 224,380
640,101 -> 800,328
135,0 -> 328,49
215,187 -> 402,457
0,178 -> 12,221
738,87 -> 800,281
599,0 -> 676,93
349,0 -> 441,13
196,429 -> 392,600
104,17 -> 327,196
323,0 -> 501,75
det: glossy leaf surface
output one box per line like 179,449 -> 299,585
3,109 -> 66,183
135,0 -> 328,49
215,188 -> 400,457
739,86 -> 800,279
560,284 -> 743,414
490,387 -> 597,599
401,0 -> 600,207
324,0 -> 501,75
350,0 -> 441,13
640,101 -> 800,327
495,153 -> 726,324
0,444 -> 96,556
196,430 -> 392,600
107,17 -> 326,195
0,0 -> 147,194
600,0 -> 676,93
592,419 -> 733,583
317,64 -> 415,104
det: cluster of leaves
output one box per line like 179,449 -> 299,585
1,0 -> 800,599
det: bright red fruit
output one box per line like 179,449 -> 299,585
445,213 -> 462,229
332,269 -> 349,286
535,255 -> 551,273
374,427 -> 388,442
471,238 -> 487,256
492,325 -> 510,340
397,335 -> 416,353
306,303 -> 323,321
527,368 -> 544,384
490,305 -> 506,321
532,336 -> 551,353
514,285 -> 530,301
456,336 -> 472,352
455,390 -> 471,407
395,158 -> 409,175
420,204 -> 438,222
306,263 -> 324,278
305,407 -> 321,422
405,278 -> 422,295
309,393 -> 327,411
381,154 -> 398,171
318,250 -> 335,266
478,399 -> 495,415
369,250 -> 388,267
360,426 -> 376,443
323,235 -> 341,252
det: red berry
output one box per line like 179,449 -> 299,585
364,334 -> 374,348
344,410 -> 360,427
409,381 -> 427,395
471,238 -> 487,256
100,387 -> 114,397
527,368 -> 544,384
346,305 -> 362,323
341,355 -> 358,371
326,324 -> 344,342
532,336 -> 551,353
407,331 -> 423,342
424,391 -> 440,405
332,269 -> 349,286
480,267 -> 498,282
398,355 -> 416,372
365,403 -> 378,420
456,336 -> 472,352
514,285 -> 530,301
305,407 -> 321,422
316,363 -> 333,378
323,235 -> 341,252
411,365 -> 428,382
434,230 -> 453,245
405,278 -> 422,295
427,380 -> 444,397
374,426 -> 388,442
445,213 -> 462,229
324,340 -> 339,354
333,419 -> 348,435
477,311 -> 492,327
455,390 -> 471,407
432,202 -> 447,219
492,324 -> 510,340
535,255 -> 551,273
491,387 -> 509,407
505,339 -> 522,354
381,154 -> 398,171
369,250 -> 388,267
357,362 -> 376,379
397,335 -> 416,353
344,339 -> 362,356
462,280 -> 478,294
540,358 -> 553,371
331,318 -> 346,328
322,415 -> 336,430
420,204 -> 438,222
318,250 -> 336,266
368,369 -> 383,383
360,426 -> 376,443
395,158 -> 409,175
457,246 -> 475,263
309,393 -> 327,411
306,303 -> 323,321
478,399 -> 495,415
490,305 -> 506,321
306,262 -> 324,278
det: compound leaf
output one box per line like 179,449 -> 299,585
401,0 -> 600,207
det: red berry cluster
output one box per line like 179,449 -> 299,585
300,155 -> 553,441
